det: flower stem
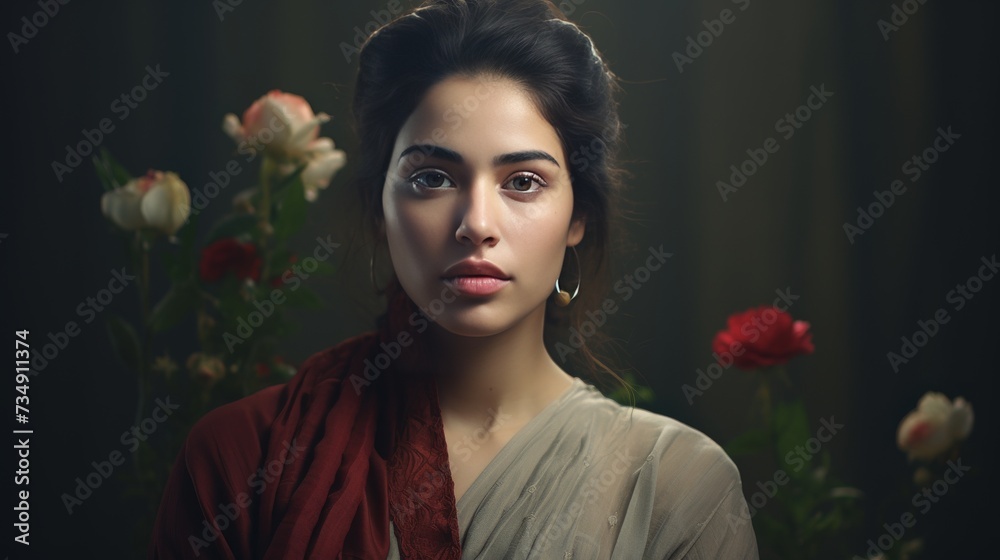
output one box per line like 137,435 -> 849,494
258,156 -> 276,287
132,232 -> 153,475
757,375 -> 772,426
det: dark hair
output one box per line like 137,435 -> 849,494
348,0 -> 637,400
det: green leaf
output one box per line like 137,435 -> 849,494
204,214 -> 258,245
272,162 -> 308,192
106,315 -> 142,373
92,148 -> 132,191
272,178 -> 308,241
149,281 -> 201,333
724,427 -> 771,457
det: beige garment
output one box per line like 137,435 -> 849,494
386,377 -> 759,559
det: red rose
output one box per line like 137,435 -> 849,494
712,305 -> 814,370
199,238 -> 261,283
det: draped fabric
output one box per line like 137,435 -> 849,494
386,378 -> 759,559
149,279 -> 758,558
148,281 -> 462,559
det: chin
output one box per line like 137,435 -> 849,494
425,306 -> 514,338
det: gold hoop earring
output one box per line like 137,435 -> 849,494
553,246 -> 580,307
370,238 -> 390,294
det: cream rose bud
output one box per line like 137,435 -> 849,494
896,392 -> 974,461
300,138 -> 347,201
101,170 -> 191,235
222,90 -> 331,160
275,137 -> 348,202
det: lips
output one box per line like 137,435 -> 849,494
441,259 -> 510,280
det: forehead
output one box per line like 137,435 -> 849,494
393,75 -> 566,164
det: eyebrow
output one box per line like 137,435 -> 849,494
398,144 -> 561,168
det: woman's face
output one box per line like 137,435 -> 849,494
382,74 -> 585,337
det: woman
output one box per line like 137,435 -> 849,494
150,0 -> 759,558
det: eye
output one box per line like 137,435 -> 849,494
409,170 -> 454,190
504,172 -> 547,193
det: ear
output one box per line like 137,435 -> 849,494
567,214 -> 586,247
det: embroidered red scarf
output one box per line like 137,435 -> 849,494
149,281 -> 461,559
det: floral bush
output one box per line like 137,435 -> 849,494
93,90 -> 346,552
713,305 -> 975,559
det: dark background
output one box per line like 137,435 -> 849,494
3,0 -> 997,558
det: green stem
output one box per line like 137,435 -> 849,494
757,375 -> 772,427
131,233 -> 153,476
258,156 -> 275,284
132,233 -> 152,427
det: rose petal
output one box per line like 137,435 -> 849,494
301,147 -> 347,191
222,113 -> 244,144
101,189 -> 146,231
140,173 -> 191,235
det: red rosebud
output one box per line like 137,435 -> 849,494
199,238 -> 261,283
712,305 -> 814,370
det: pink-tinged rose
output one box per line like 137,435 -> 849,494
712,306 -> 814,370
100,170 -> 191,235
897,392 -> 974,461
223,90 -> 331,160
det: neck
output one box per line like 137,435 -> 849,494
425,304 -> 573,427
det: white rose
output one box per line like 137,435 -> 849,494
101,170 -> 191,235
896,392 -> 974,461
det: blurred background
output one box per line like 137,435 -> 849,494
3,0 -> 997,557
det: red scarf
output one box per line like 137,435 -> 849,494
149,281 -> 462,559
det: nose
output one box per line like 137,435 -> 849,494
455,177 -> 500,247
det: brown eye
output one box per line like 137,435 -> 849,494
505,173 -> 546,193
410,170 -> 454,189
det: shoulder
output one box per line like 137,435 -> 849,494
181,331 -> 380,468
628,409 -> 753,555
570,381 -> 741,486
